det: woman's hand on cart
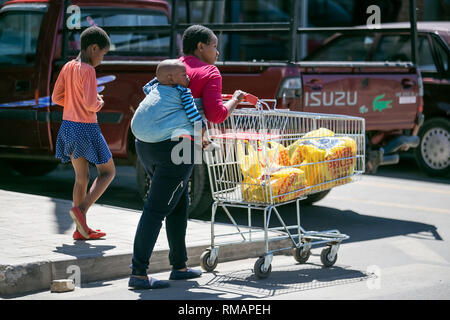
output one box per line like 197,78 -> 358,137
232,90 -> 246,104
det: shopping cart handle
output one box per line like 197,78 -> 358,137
244,93 -> 259,106
222,93 -> 259,106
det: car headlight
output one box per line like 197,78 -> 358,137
277,77 -> 302,100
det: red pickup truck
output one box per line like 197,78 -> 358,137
0,0 -> 424,217
303,22 -> 449,177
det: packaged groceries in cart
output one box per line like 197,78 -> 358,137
201,93 -> 365,279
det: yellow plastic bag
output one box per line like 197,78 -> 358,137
236,141 -> 263,179
241,167 -> 307,204
269,168 -> 308,202
265,141 -> 290,167
303,127 -> 335,139
238,127 -> 357,202
288,128 -> 335,165
325,136 -> 357,180
237,140 -> 289,179
300,136 -> 357,192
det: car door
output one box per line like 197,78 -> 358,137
413,33 -> 450,175
372,32 -> 449,175
0,3 -> 48,150
373,33 -> 441,96
424,34 -> 450,117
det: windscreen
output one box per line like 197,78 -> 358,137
66,7 -> 170,56
0,4 -> 48,65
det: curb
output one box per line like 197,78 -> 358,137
1,238 -> 292,297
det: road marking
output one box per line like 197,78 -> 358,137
357,180 -> 450,195
327,196 -> 450,215
392,237 -> 448,265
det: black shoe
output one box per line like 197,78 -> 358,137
128,276 -> 170,289
169,268 -> 202,280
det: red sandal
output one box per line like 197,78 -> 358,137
73,228 -> 106,240
69,207 -> 90,238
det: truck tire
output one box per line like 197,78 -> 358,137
9,160 -> 59,176
136,159 -> 213,219
300,189 -> 331,205
189,163 -> 214,218
414,118 -> 450,177
136,158 -> 149,201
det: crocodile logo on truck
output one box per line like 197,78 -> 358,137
372,94 -> 393,112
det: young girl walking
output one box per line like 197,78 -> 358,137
52,26 -> 116,240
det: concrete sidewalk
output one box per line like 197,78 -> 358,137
0,189 -> 289,297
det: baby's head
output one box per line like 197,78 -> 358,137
80,26 -> 110,67
156,59 -> 189,88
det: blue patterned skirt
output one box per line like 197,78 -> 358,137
55,120 -> 112,165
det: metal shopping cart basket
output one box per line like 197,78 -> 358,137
201,93 -> 365,279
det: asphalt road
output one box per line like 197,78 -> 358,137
1,155 -> 450,300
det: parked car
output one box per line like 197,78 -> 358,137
0,0 -> 424,217
303,22 -> 450,176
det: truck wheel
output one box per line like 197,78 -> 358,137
188,164 -> 213,218
415,118 -> 450,177
9,160 -> 58,176
136,158 -> 150,201
136,160 -> 213,218
301,189 -> 331,205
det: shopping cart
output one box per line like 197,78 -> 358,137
200,93 -> 365,279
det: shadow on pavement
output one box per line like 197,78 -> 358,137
299,204 -> 442,243
51,199 -> 74,234
136,262 -> 374,300
209,203 -> 442,245
0,162 -> 143,234
374,155 -> 450,184
53,242 -> 116,259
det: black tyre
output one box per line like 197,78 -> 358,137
301,189 -> 331,205
414,118 -> 450,177
136,159 -> 213,218
254,257 -> 272,279
136,158 -> 149,201
188,164 -> 213,218
320,246 -> 337,267
293,246 -> 311,264
200,250 -> 218,272
9,160 -> 58,176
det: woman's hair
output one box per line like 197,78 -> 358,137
182,25 -> 215,55
80,26 -> 111,51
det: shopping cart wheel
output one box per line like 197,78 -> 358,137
200,250 -> 218,272
254,257 -> 272,279
320,246 -> 338,267
293,246 -> 311,264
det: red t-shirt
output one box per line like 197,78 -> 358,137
179,55 -> 228,124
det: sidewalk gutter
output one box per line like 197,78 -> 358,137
0,189 -> 293,297
1,238 -> 292,297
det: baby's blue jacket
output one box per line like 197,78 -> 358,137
131,81 -> 204,143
